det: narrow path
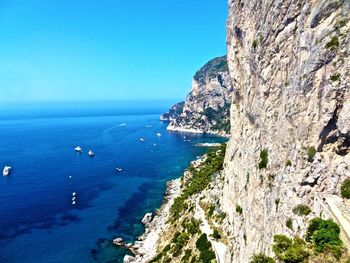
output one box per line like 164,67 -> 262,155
194,199 -> 227,263
315,193 -> 350,248
325,195 -> 350,246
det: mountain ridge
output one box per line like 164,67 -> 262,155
161,56 -> 232,136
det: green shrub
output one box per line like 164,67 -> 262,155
286,160 -> 292,167
286,218 -> 293,230
163,256 -> 172,263
341,179 -> 350,199
275,198 -> 280,211
307,146 -> 316,162
181,249 -> 192,262
207,204 -> 215,217
176,232 -> 189,244
236,205 -> 243,215
306,218 -> 343,258
250,253 -> 276,263
171,232 -> 181,243
330,73 -> 341,82
292,204 -> 312,216
252,39 -> 258,49
172,245 -> 182,257
325,36 -> 339,50
313,220 -> 342,252
190,255 -> 198,263
163,244 -> 171,252
272,235 -> 309,263
212,229 -> 221,239
196,234 -> 216,263
171,232 -> 189,257
272,235 -> 292,254
306,217 -> 324,241
258,149 -> 268,169
217,212 -> 226,221
183,218 -> 201,235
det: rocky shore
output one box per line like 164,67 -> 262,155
113,178 -> 182,263
194,142 -> 222,147
166,125 -> 229,138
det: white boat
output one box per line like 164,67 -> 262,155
156,133 -> 162,137
140,138 -> 145,142
3,165 -> 11,176
88,150 -> 95,156
75,146 -> 82,153
72,192 -> 76,196
116,168 -> 123,172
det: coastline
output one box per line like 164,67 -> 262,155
117,178 -> 182,263
166,125 -> 230,138
113,145 -> 223,263
117,154 -> 208,263
117,145 -> 225,263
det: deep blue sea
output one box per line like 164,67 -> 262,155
0,101 -> 226,263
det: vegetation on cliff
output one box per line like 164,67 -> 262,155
250,253 -> 276,263
253,217 -> 347,263
223,1 -> 350,261
341,179 -> 350,199
170,144 -> 226,222
193,56 -> 228,82
195,233 -> 216,262
160,102 -> 185,121
258,149 -> 268,169
164,56 -> 232,135
149,144 -> 226,263
204,102 -> 231,134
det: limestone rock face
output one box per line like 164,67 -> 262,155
222,0 -> 350,262
166,56 -> 233,135
160,102 -> 184,121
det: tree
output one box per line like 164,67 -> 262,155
341,179 -> 350,199
306,218 -> 343,259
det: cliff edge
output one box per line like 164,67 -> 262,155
222,0 -> 350,261
121,1 -> 350,262
163,56 -> 233,136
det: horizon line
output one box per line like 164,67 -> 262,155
0,98 -> 185,104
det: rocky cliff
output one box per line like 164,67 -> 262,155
221,0 -> 350,262
160,102 -> 184,122
165,56 -> 233,135
121,1 -> 350,262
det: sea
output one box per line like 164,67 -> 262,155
0,101 -> 226,263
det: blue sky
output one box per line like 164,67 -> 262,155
0,0 -> 227,102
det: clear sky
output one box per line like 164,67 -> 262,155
0,0 -> 227,102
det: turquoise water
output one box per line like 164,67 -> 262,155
0,102 -> 226,263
